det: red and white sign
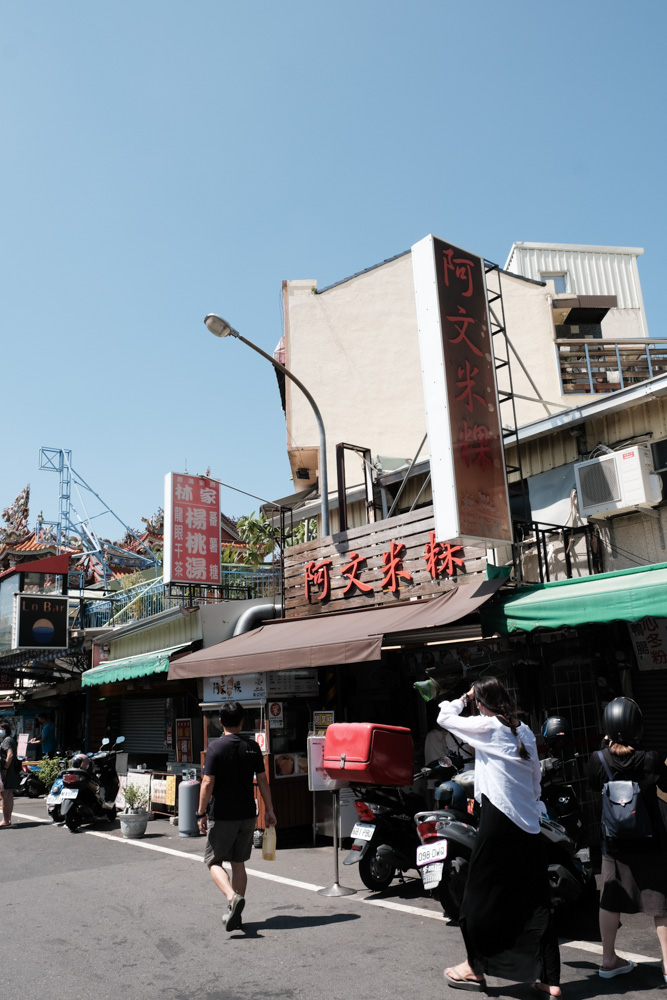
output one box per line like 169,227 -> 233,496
164,473 -> 222,586
412,235 -> 512,546
268,701 -> 284,729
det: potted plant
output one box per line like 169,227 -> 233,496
119,782 -> 150,839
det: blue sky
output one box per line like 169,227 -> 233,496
1,1 -> 665,540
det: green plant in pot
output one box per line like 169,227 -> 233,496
119,782 -> 150,839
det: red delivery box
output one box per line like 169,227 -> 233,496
323,723 -> 414,786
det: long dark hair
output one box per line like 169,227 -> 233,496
472,677 -> 530,761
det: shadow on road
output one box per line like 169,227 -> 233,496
230,911 -> 361,938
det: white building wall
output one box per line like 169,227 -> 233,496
505,242 -> 648,335
283,255 -> 425,490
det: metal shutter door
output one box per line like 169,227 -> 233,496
120,699 -> 169,756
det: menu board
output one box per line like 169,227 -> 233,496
266,669 -> 318,697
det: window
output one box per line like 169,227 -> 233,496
541,272 -> 568,294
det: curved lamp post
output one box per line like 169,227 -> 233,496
204,313 -> 330,538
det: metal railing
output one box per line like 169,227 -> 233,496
557,338 -> 667,395
81,564 -> 281,629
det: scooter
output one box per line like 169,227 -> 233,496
58,737 -> 125,832
16,763 -> 48,798
343,760 -> 454,892
46,754 -> 74,822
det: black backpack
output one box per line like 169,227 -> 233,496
597,750 -> 652,840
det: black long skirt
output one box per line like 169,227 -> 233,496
459,796 -> 559,985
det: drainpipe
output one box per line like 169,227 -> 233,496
232,603 -> 279,636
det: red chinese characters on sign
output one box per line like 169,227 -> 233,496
434,237 -> 510,541
424,533 -> 464,580
340,552 -> 373,595
305,560 -> 332,601
164,473 -> 221,586
381,541 -> 413,592
303,535 -> 466,603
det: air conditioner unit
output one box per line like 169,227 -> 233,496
574,444 -> 663,518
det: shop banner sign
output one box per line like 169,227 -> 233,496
412,234 -> 512,546
202,673 -> 267,703
14,594 -> 69,649
164,473 -> 221,586
629,617 -> 667,670
176,718 -> 193,762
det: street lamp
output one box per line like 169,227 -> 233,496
205,313 -> 330,537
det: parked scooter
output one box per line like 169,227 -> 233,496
15,763 -> 48,798
56,737 -> 125,832
414,720 -> 593,920
343,760 -> 455,892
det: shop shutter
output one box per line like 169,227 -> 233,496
633,671 -> 667,758
120,698 -> 172,758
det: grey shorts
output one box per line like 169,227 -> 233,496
204,816 -> 256,867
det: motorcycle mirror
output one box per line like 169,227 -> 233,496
101,738 -> 110,746
115,736 -> 126,746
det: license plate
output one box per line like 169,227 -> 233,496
421,862 -> 444,889
61,789 -> 78,800
46,794 -> 61,805
350,822 -> 375,841
416,839 -> 448,866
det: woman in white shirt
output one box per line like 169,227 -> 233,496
437,676 -> 561,997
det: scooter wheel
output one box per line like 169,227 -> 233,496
26,781 -> 43,799
65,808 -> 82,832
107,806 -> 117,823
358,845 -> 396,892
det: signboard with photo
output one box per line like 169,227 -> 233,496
202,673 -> 267,703
274,751 -> 308,779
14,594 -> 69,650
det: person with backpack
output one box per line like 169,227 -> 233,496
0,720 -> 20,826
587,697 -> 667,981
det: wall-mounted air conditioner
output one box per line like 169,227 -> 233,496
574,444 -> 663,518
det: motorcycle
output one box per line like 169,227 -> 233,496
343,760 -> 454,892
16,762 -> 48,799
414,722 -> 594,920
56,737 -> 125,832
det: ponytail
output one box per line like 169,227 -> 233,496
473,677 -> 531,761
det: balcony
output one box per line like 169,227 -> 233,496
81,564 -> 282,630
558,338 -> 667,395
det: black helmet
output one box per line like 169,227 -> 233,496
70,752 -> 91,771
603,697 -> 643,746
541,716 -> 573,755
434,780 -> 469,814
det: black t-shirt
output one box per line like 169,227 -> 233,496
587,747 -> 667,856
202,734 -> 264,821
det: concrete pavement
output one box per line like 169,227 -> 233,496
4,798 -> 664,1000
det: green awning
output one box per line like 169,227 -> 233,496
480,561 -> 667,634
81,644 -> 190,687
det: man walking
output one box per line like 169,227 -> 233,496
197,701 -> 276,932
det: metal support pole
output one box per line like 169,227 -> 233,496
317,790 -> 356,897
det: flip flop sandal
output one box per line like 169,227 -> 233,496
444,970 -> 487,992
598,960 -> 634,979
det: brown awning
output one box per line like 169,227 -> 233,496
168,577 -> 503,679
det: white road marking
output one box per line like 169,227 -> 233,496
14,810 -> 662,964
